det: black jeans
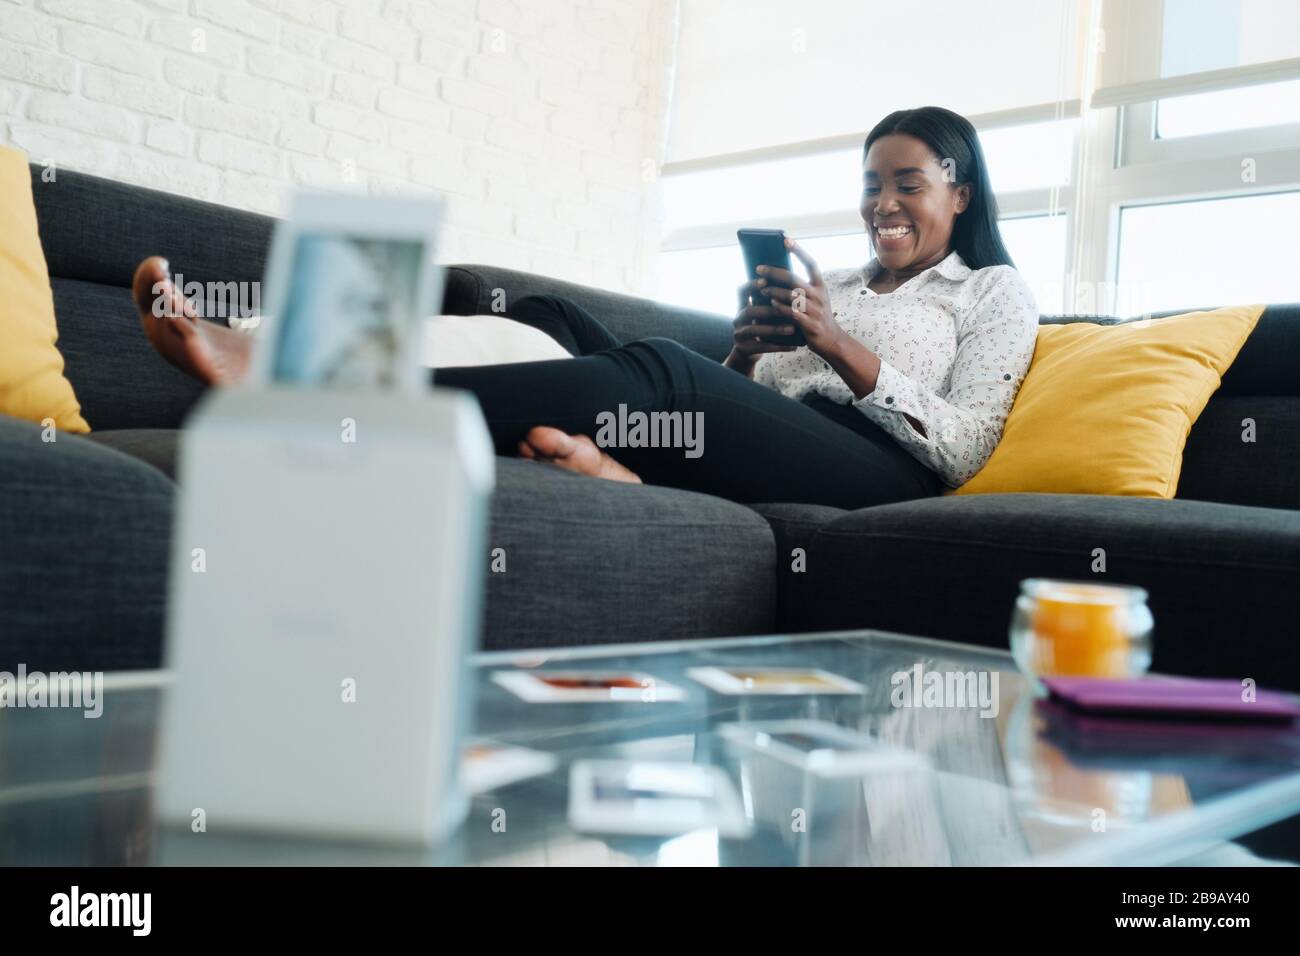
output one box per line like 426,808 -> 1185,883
432,294 -> 941,509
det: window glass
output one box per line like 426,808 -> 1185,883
1117,192 -> 1300,313
1156,78 -> 1300,138
658,121 -> 1076,235
999,215 -> 1069,315
658,150 -> 861,234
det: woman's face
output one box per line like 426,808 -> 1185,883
860,133 -> 970,275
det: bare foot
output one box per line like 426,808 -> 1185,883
518,426 -> 642,484
132,256 -> 252,386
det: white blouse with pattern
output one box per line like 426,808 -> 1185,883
754,250 -> 1038,487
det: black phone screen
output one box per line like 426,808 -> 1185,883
737,228 -> 805,346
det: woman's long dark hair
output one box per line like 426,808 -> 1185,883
863,106 -> 1015,270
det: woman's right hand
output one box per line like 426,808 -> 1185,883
724,279 -> 800,377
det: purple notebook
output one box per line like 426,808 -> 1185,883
1041,676 -> 1300,723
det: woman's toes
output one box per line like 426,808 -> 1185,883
130,255 -> 252,387
523,426 -> 576,460
131,256 -> 168,310
520,427 -> 641,484
133,256 -> 186,325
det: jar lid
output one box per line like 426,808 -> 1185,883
1020,578 -> 1148,605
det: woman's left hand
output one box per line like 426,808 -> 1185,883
756,238 -> 845,358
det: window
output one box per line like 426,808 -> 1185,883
1100,1 -> 1300,311
999,216 -> 1069,315
1116,192 -> 1300,314
654,236 -> 867,318
656,245 -> 746,317
658,150 -> 861,235
665,0 -> 1082,163
797,232 -> 872,274
654,0 -> 1300,320
653,120 -> 1078,316
1156,78 -> 1300,139
980,120 -> 1076,193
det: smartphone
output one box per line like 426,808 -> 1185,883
737,227 -> 806,346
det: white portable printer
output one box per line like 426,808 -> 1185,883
157,192 -> 494,845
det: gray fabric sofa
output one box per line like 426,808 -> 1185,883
4,166 -> 1299,691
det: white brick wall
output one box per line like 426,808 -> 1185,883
0,0 -> 675,292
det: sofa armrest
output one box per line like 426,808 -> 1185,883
442,264 -> 734,361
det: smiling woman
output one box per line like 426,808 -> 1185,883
861,108 -> 1016,280
743,107 -> 1038,485
132,106 -> 1038,509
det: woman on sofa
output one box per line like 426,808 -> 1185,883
132,106 -> 1038,510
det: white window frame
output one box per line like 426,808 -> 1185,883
1084,0 -> 1300,312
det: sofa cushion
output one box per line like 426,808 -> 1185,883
86,428 -> 181,481
1179,395 -> 1300,510
483,457 -> 775,649
0,414 -> 173,672
32,165 -> 271,298
777,493 -> 1300,689
52,279 -> 211,431
747,502 -> 848,632
80,432 -> 779,652
1213,304 -> 1300,397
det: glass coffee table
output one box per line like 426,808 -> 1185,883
3,630 -> 1299,866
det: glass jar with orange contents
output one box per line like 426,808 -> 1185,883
1010,579 -> 1153,679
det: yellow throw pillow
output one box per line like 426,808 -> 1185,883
0,146 -> 89,433
955,305 -> 1263,498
